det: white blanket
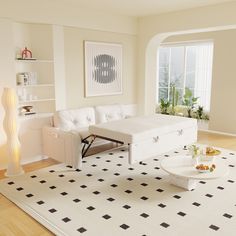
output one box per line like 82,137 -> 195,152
89,114 -> 197,164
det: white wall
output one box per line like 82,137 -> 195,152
64,27 -> 137,108
138,1 -> 236,116
138,1 -> 236,135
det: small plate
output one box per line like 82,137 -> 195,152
206,149 -> 221,156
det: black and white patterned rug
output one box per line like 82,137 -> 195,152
1,145 -> 236,236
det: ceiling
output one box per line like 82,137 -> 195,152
59,0 -> 235,17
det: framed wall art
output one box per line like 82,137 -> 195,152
84,41 -> 123,97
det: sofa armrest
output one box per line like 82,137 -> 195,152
42,126 -> 82,169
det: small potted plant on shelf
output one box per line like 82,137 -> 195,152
159,99 -> 170,114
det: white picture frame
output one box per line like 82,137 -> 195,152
84,41 -> 123,97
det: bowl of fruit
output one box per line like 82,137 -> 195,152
195,164 -> 216,173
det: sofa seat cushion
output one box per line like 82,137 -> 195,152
54,107 -> 95,131
95,104 -> 125,123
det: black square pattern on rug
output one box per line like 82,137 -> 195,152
87,206 -> 95,211
156,188 -> 164,192
93,191 -> 100,195
223,213 -> 233,219
158,203 -> 166,208
192,202 -> 201,207
173,195 -> 181,199
107,197 -> 115,202
49,208 -> 57,213
73,198 -> 81,203
102,214 -> 111,220
62,217 -> 71,223
77,227 -> 87,233
120,224 -> 130,230
123,205 -> 131,209
80,185 -> 87,189
160,222 -> 170,228
177,211 -> 186,217
37,200 -> 44,205
1,145 -> 236,236
140,196 -> 148,201
209,225 -> 219,231
127,178 -> 133,181
125,190 -> 132,194
140,213 -> 149,218
49,186 -> 56,189
217,186 -> 224,190
111,184 -> 118,187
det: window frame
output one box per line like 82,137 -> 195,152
157,40 -> 214,111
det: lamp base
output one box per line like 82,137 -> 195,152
5,169 -> 25,177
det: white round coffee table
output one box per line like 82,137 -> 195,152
160,155 -> 229,190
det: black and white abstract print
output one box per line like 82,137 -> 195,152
85,41 -> 122,97
93,54 -> 117,84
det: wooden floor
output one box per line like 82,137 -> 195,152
0,131 -> 236,236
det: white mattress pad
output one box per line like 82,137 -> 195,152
89,114 -> 197,144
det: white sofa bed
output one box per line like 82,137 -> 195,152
42,104 -> 137,169
43,103 -> 197,169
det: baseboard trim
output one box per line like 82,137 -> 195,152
199,129 -> 236,137
0,155 -> 48,171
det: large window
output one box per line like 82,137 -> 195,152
157,41 -> 214,111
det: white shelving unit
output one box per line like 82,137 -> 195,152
17,83 -> 54,88
16,59 -> 54,63
14,22 -> 56,116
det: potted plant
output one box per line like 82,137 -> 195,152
196,106 -> 204,120
170,84 -> 179,115
182,88 -> 199,118
160,99 -> 170,114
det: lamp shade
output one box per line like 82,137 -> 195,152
2,87 -> 24,176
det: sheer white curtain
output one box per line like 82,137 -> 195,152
194,43 -> 213,111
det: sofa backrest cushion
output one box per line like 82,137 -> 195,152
95,104 -> 125,123
54,107 -> 96,131
121,104 -> 137,117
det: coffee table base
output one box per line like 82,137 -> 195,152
169,175 -> 197,191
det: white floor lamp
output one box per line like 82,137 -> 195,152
2,87 -> 24,177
